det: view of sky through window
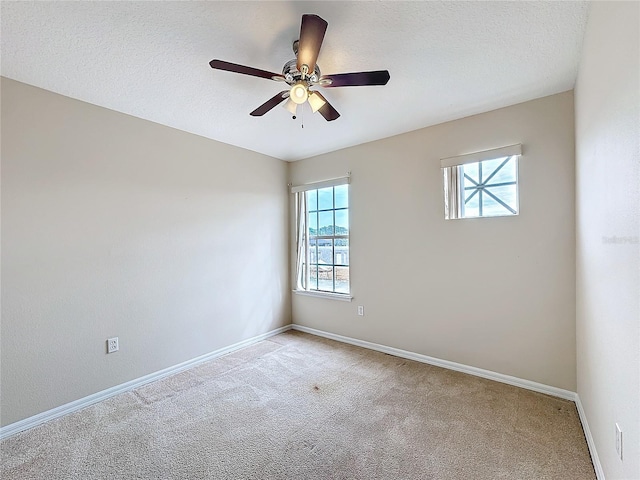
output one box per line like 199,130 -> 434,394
461,156 -> 518,218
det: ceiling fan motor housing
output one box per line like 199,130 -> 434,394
282,56 -> 321,85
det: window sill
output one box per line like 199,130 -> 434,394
292,290 -> 353,302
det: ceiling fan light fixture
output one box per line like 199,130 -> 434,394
308,91 -> 326,113
283,98 -> 298,115
290,82 -> 308,104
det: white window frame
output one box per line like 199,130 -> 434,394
291,176 -> 352,301
441,144 -> 522,220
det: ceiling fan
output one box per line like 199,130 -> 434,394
209,14 -> 390,122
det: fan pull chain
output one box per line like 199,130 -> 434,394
301,103 -> 304,129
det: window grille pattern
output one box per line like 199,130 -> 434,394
460,155 -> 518,218
298,184 -> 349,294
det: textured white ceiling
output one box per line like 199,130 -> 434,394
1,1 -> 589,161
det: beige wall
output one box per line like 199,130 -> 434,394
575,2 -> 640,479
0,78 -> 290,426
290,91 -> 576,391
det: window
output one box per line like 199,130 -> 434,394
292,178 -> 350,297
442,144 -> 521,219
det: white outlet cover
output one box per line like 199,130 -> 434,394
615,423 -> 623,461
107,337 -> 119,354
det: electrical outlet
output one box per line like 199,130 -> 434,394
357,306 -> 364,316
615,423 -> 623,461
107,337 -> 119,354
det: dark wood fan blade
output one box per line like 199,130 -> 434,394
313,92 -> 340,121
210,59 -> 284,81
297,14 -> 327,74
250,91 -> 289,116
321,70 -> 390,87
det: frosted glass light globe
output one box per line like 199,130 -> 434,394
290,83 -> 308,105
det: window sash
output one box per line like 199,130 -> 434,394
294,185 -> 350,295
444,153 -> 519,219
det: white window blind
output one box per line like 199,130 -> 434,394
290,175 -> 350,194
440,144 -> 522,168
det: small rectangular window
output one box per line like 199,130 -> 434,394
442,145 -> 521,219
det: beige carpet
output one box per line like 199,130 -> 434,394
1,331 -> 595,479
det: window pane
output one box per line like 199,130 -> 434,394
335,266 -> 349,293
463,163 -> 479,184
335,209 -> 348,235
317,265 -> 334,292
334,239 -> 349,266
463,177 -> 478,189
481,192 -> 505,217
484,156 -> 517,186
485,184 -> 518,214
309,265 -> 319,290
317,238 -> 333,265
307,190 -> 318,212
481,157 -> 506,179
464,190 -> 480,218
334,184 -> 348,209
309,238 -> 319,264
308,211 -> 318,236
318,187 -> 333,210
318,210 -> 334,235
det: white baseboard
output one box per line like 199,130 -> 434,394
575,394 -> 606,480
3,321 -> 603,480
292,325 -> 610,473
291,324 -> 577,401
0,324 -> 292,440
